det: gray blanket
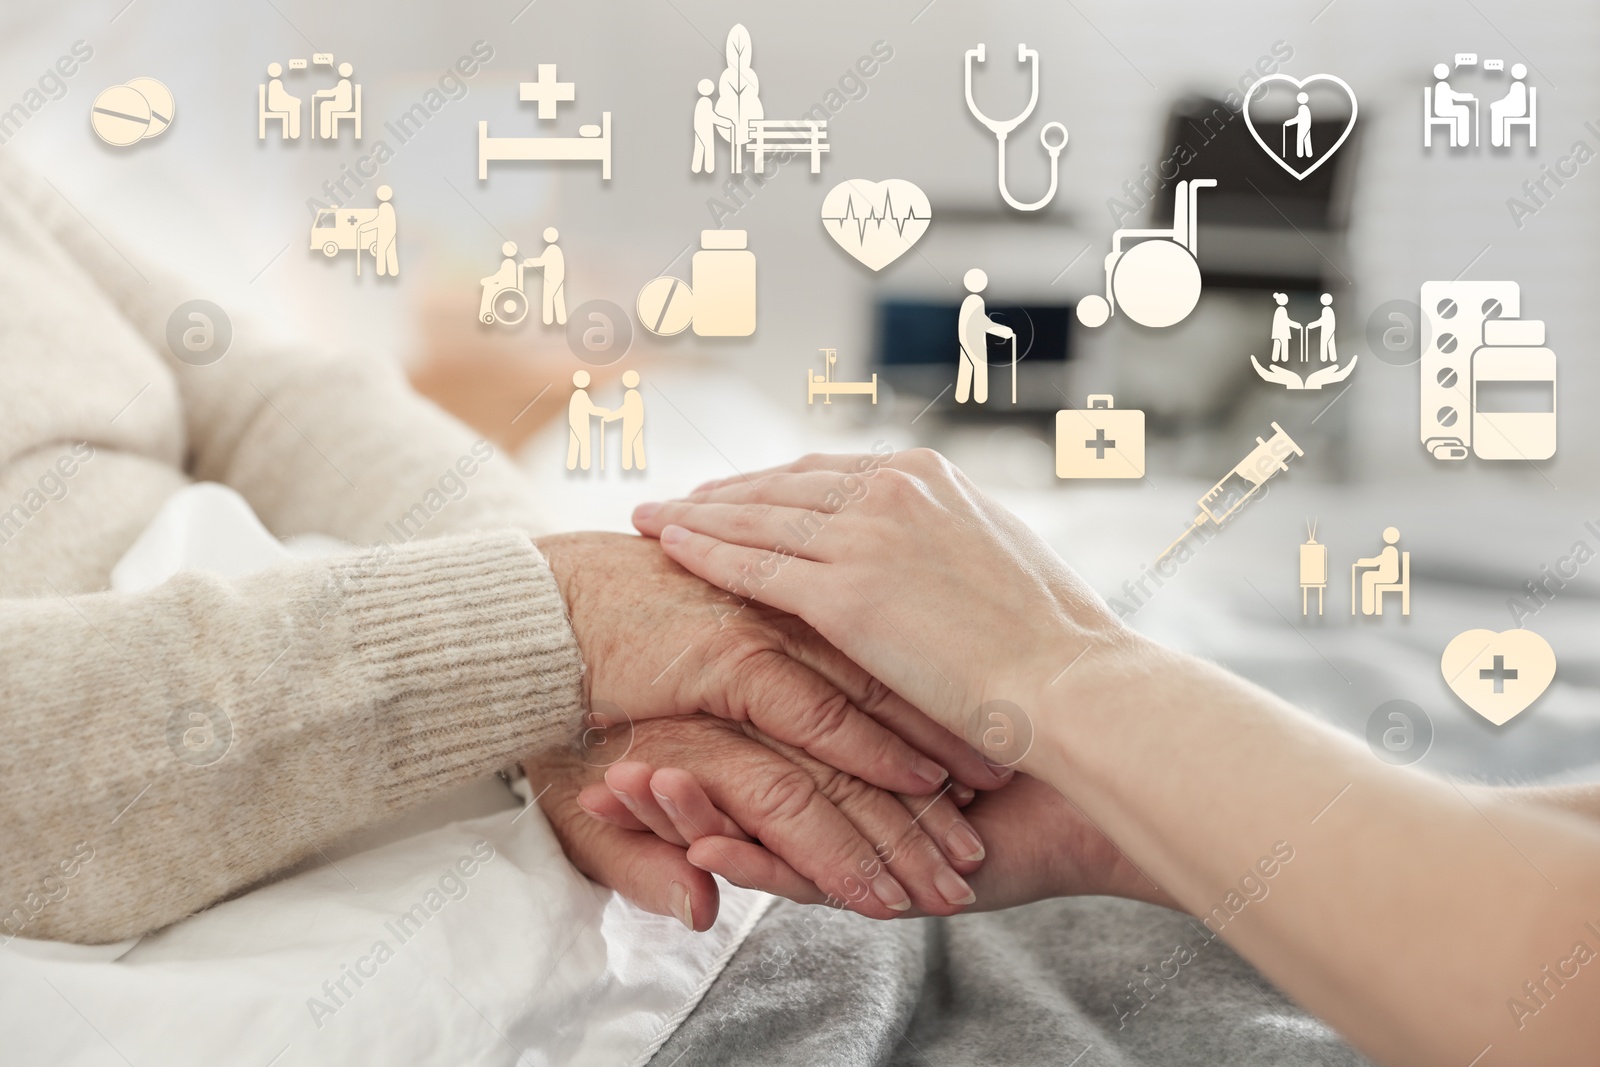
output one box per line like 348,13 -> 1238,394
651,895 -> 1372,1066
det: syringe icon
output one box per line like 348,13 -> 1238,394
1157,422 -> 1304,563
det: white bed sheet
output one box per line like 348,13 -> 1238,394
0,482 -> 771,1067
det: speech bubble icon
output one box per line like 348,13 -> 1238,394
1455,53 -> 1479,67
1483,59 -> 1505,71
1441,628 -> 1556,726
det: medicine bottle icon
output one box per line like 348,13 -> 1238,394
690,229 -> 756,337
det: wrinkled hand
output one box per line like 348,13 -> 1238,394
564,714 -> 989,922
523,727 -> 720,932
597,763 -> 1176,915
536,532 -> 1007,795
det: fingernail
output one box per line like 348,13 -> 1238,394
935,867 -> 977,907
616,791 -> 646,818
870,872 -> 911,912
651,789 -> 683,823
660,525 -> 689,546
577,796 -> 603,817
951,783 -> 976,806
669,880 -> 695,930
633,502 -> 660,520
913,761 -> 948,789
946,822 -> 985,863
989,764 -> 1015,784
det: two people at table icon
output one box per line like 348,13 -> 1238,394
1429,62 -> 1532,147
1353,526 -> 1410,617
479,229 -> 566,327
260,57 -> 359,141
955,268 -> 1014,405
567,369 -> 645,472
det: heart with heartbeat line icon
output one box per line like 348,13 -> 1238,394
1440,628 -> 1556,726
820,179 -> 932,271
1242,73 -> 1358,181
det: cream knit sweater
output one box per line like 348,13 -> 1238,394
0,159 -> 585,944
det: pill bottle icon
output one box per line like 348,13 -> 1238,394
638,230 -> 758,339
690,230 -> 756,337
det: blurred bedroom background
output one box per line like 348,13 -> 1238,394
4,0 -> 1596,783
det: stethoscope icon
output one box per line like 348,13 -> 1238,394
964,44 -> 1068,212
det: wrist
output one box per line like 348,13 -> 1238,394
1016,628 -> 1187,784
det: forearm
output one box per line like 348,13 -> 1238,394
1027,639 -> 1600,1066
1,530 -> 582,944
1498,782 -> 1600,823
1,157 -> 553,546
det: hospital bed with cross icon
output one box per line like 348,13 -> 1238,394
478,64 -> 612,180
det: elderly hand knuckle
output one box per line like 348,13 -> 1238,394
747,766 -> 820,826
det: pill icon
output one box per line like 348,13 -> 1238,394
637,276 -> 694,336
92,78 -> 175,147
125,78 -> 174,137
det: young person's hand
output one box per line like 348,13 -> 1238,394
629,451 -> 1139,751
536,532 -> 1008,796
528,713 -> 988,927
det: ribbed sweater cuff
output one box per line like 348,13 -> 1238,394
339,530 -> 584,805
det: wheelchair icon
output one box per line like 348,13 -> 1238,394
480,241 -> 531,325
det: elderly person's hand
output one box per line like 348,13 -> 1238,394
526,713 -> 989,930
535,532 -> 1009,798
593,761 -> 1177,916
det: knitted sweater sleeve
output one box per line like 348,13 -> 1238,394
0,163 -> 587,944
0,529 -> 583,944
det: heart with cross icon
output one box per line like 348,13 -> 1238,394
1440,628 -> 1556,725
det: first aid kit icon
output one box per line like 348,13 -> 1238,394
1055,395 -> 1145,479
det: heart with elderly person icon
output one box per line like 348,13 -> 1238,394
1242,73 -> 1358,181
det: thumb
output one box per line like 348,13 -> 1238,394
554,799 -> 721,932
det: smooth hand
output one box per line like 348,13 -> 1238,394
629,451 -> 1133,747
536,532 -> 1007,795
